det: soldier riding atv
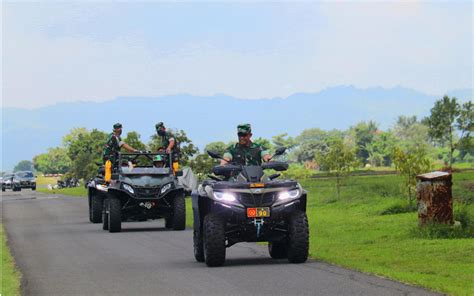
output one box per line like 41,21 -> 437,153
88,152 -> 186,233
192,147 -> 310,267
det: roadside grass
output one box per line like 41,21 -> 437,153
0,224 -> 21,296
37,186 -> 87,197
35,176 -> 58,187
301,172 -> 474,296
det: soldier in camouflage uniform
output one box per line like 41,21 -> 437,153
102,123 -> 140,167
155,122 -> 180,172
221,124 -> 272,166
155,122 -> 176,154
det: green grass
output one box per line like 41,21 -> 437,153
35,176 -> 59,187
301,172 -> 474,296
1,224 -> 21,296
37,186 -> 87,197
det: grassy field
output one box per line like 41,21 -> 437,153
0,224 -> 21,296
36,173 -> 474,295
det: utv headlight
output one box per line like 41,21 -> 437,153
278,189 -> 300,201
123,184 -> 134,194
161,183 -> 172,194
213,191 -> 237,203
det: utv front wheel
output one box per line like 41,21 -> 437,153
287,211 -> 309,263
108,198 -> 122,233
172,193 -> 186,230
90,194 -> 103,223
268,241 -> 288,259
203,214 -> 226,267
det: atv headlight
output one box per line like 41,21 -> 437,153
123,184 -> 134,194
213,191 -> 237,203
161,183 -> 172,194
278,189 -> 300,201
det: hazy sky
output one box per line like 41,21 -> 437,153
2,1 -> 472,108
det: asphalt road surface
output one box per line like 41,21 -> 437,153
2,191 -> 440,296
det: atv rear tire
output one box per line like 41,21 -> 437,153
193,226 -> 205,262
268,241 -> 288,259
32,186 -> 36,191
108,198 -> 122,233
203,214 -> 226,267
287,211 -> 309,263
102,199 -> 109,230
90,194 -> 103,223
172,193 -> 186,230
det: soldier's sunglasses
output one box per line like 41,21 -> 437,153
238,132 -> 249,137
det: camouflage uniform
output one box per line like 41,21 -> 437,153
102,123 -> 124,166
155,122 -> 179,164
223,124 -> 270,166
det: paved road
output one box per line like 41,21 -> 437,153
2,191 -> 439,296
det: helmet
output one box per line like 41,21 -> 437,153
153,155 -> 164,162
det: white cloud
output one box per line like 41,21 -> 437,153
2,2 -> 472,108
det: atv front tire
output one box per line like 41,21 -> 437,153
193,226 -> 205,262
108,198 -> 122,233
287,211 -> 309,263
268,241 -> 288,259
203,214 -> 226,267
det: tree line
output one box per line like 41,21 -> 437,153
14,96 -> 471,196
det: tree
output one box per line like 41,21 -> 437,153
253,137 -> 273,152
456,101 -> 473,160
424,96 -> 471,167
123,131 -> 146,151
315,137 -> 357,199
272,133 -> 296,150
13,160 -> 34,172
392,115 -> 430,147
33,148 -> 71,174
62,128 -> 107,179
392,145 -> 432,203
348,121 -> 379,165
204,141 -> 228,156
293,128 -> 344,163
148,129 -> 198,166
366,131 -> 397,167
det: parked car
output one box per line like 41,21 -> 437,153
2,173 -> 21,192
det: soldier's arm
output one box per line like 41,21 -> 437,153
221,151 -> 233,165
166,136 -> 175,154
261,148 -> 272,162
122,143 -> 138,153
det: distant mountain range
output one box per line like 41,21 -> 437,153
1,86 -> 472,171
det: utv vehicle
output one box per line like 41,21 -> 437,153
192,148 -> 309,267
87,152 -> 186,233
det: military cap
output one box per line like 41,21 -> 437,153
155,122 -> 165,130
113,123 -> 122,129
237,123 -> 252,134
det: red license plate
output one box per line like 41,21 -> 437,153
247,207 -> 270,218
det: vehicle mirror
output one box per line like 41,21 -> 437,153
207,151 -> 222,159
176,170 -> 183,177
273,147 -> 286,157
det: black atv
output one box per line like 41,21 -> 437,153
192,148 -> 309,267
88,152 -> 186,233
